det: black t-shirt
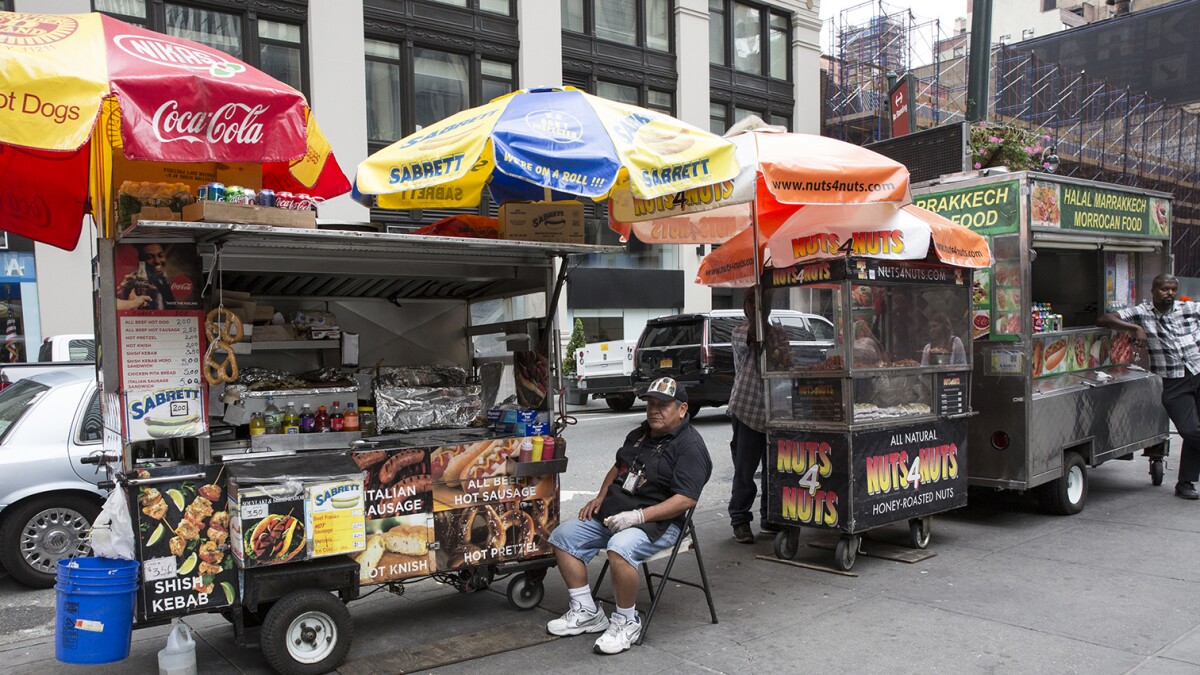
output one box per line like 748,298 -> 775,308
596,418 -> 712,540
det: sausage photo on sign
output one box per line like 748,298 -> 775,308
513,350 -> 549,408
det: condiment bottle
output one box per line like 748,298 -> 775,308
263,396 -> 281,434
282,402 -> 300,434
299,404 -> 315,433
314,405 -> 331,432
531,435 -> 544,462
359,406 -> 376,436
343,403 -> 360,432
330,401 -> 344,432
248,412 -> 265,436
541,436 -> 556,460
518,437 -> 533,463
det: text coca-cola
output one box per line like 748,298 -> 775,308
151,101 -> 267,146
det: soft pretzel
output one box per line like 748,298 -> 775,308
204,342 -> 239,385
205,307 -> 245,344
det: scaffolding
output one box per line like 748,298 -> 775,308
823,5 -> 1200,274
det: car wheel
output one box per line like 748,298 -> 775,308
0,494 -> 100,588
605,394 -> 635,412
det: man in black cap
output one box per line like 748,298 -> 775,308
546,376 -> 713,655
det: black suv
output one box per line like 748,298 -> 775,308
632,310 -> 835,413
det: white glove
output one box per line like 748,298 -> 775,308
604,509 -> 644,533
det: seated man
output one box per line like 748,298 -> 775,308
546,377 -> 713,655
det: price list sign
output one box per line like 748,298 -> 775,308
119,310 -> 207,442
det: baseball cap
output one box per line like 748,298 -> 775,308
640,377 -> 688,403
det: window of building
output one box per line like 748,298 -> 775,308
710,0 -> 726,65
94,0 -> 145,23
364,24 -> 518,144
646,89 -> 673,114
563,0 -> 672,52
597,81 -> 639,105
413,48 -> 470,130
426,0 -> 513,15
1041,0 -> 1056,11
733,3 -> 761,75
365,40 -> 403,144
1021,28 -> 1035,40
563,0 -> 586,32
769,13 -> 788,80
710,102 -> 728,134
93,1 -> 307,94
711,1 -> 790,81
259,20 -> 303,92
365,40 -> 516,145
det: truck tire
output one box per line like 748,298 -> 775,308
1038,452 -> 1087,515
0,494 -> 99,588
605,394 -> 635,411
261,589 -> 353,675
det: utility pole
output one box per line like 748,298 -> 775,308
966,0 -> 993,122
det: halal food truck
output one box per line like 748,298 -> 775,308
761,256 -> 975,571
912,172 -> 1173,514
91,218 -> 615,674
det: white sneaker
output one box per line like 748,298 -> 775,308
593,612 -> 642,654
547,604 -> 609,636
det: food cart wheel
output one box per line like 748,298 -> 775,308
1150,459 -> 1165,486
260,589 -> 353,675
908,517 -> 932,550
506,573 -> 545,610
835,535 -> 859,571
1038,451 -> 1087,516
772,528 -> 800,560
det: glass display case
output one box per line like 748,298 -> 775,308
761,256 -> 975,571
764,258 -> 974,430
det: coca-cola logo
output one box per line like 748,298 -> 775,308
151,101 -> 267,146
170,276 -> 195,301
0,192 -> 51,229
113,34 -> 246,78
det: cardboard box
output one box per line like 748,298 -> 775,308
499,201 -> 584,244
111,153 -> 260,228
183,201 -> 316,229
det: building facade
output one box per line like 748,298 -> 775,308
9,0 -> 820,350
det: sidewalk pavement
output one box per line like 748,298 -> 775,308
10,445 -> 1200,674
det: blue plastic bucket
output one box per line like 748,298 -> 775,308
55,557 -> 141,664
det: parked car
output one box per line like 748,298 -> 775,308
37,334 -> 95,363
564,339 -> 637,410
632,309 -> 836,413
1,335 -> 95,391
0,369 -> 106,587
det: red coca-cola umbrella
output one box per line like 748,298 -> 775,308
0,11 -> 350,250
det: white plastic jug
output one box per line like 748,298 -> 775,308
157,618 -> 197,675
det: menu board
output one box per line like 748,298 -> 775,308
119,311 -> 207,442
308,480 -> 367,557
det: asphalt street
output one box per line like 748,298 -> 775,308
8,401 -> 1200,674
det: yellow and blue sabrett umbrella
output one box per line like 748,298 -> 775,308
354,87 -> 739,209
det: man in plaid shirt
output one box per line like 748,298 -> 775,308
1099,274 -> 1200,499
728,289 -> 778,542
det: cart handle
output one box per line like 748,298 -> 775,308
125,473 -> 207,486
942,411 -> 979,420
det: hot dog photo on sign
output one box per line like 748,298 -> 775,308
355,448 -> 432,520
429,439 -> 554,512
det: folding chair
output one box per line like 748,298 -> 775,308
593,507 -> 718,645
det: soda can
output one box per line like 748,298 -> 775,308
1032,312 -> 1044,333
256,188 -> 276,207
224,185 -> 245,203
294,193 -> 313,211
275,191 -> 296,209
198,182 -> 225,202
240,189 -> 256,206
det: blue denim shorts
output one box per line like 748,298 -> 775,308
549,517 -> 681,568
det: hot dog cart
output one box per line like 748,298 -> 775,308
912,172 -> 1172,513
762,256 -> 973,571
93,219 -> 617,674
